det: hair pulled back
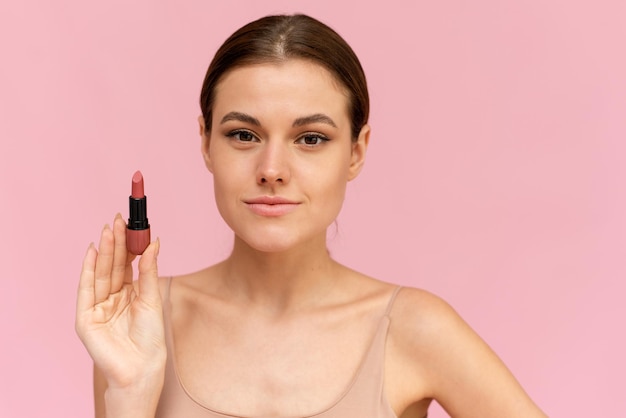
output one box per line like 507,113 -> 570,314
200,14 -> 369,140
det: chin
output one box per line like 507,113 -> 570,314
233,223 -> 326,254
238,235 -> 304,254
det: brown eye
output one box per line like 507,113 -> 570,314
227,130 -> 257,142
297,134 -> 329,146
236,131 -> 254,141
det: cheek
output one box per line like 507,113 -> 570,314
210,147 -> 248,186
211,174 -> 243,235
310,158 -> 350,210
210,158 -> 243,213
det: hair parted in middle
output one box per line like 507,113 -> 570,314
199,14 -> 369,140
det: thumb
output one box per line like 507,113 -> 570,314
137,238 -> 161,307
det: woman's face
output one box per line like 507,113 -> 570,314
200,59 -> 369,253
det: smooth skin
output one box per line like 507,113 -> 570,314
76,216 -> 165,418
76,60 -> 547,418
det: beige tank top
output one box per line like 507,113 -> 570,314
156,277 -> 401,418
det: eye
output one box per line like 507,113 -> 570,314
226,129 -> 258,142
296,133 -> 329,146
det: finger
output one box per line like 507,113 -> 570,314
94,224 -> 114,304
110,214 -> 128,293
76,243 -> 97,314
137,238 -> 161,307
124,251 -> 137,285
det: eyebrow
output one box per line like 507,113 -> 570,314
220,111 -> 337,129
220,111 -> 261,126
292,113 -> 337,128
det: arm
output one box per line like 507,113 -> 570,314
94,364 -> 163,418
391,289 -> 547,418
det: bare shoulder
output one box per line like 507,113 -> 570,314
386,287 -> 471,379
390,286 -> 452,319
389,287 -> 468,346
386,287 -> 548,417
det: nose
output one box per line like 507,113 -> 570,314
256,140 -> 290,185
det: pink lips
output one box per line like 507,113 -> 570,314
244,196 -> 300,217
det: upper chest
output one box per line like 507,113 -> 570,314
168,290 -> 385,417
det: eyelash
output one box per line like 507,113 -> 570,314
225,129 -> 330,146
226,129 -> 258,143
296,133 -> 330,146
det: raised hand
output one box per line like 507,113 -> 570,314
75,213 -> 166,391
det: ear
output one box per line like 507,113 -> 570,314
348,124 -> 370,181
198,115 -> 213,173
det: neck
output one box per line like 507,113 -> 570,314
219,234 -> 339,314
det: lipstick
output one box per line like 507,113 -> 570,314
126,170 -> 150,255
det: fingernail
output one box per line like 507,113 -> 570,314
155,237 -> 161,257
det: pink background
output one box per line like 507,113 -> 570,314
1,1 -> 624,416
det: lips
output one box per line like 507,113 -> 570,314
244,196 -> 300,217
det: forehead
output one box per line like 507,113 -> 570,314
212,60 -> 350,123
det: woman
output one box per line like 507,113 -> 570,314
75,14 -> 547,418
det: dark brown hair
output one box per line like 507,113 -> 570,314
199,14 -> 369,140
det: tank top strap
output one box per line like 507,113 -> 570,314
384,286 -> 403,317
321,287 -> 402,417
157,279 -> 403,417
160,276 -> 175,370
163,276 -> 173,303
